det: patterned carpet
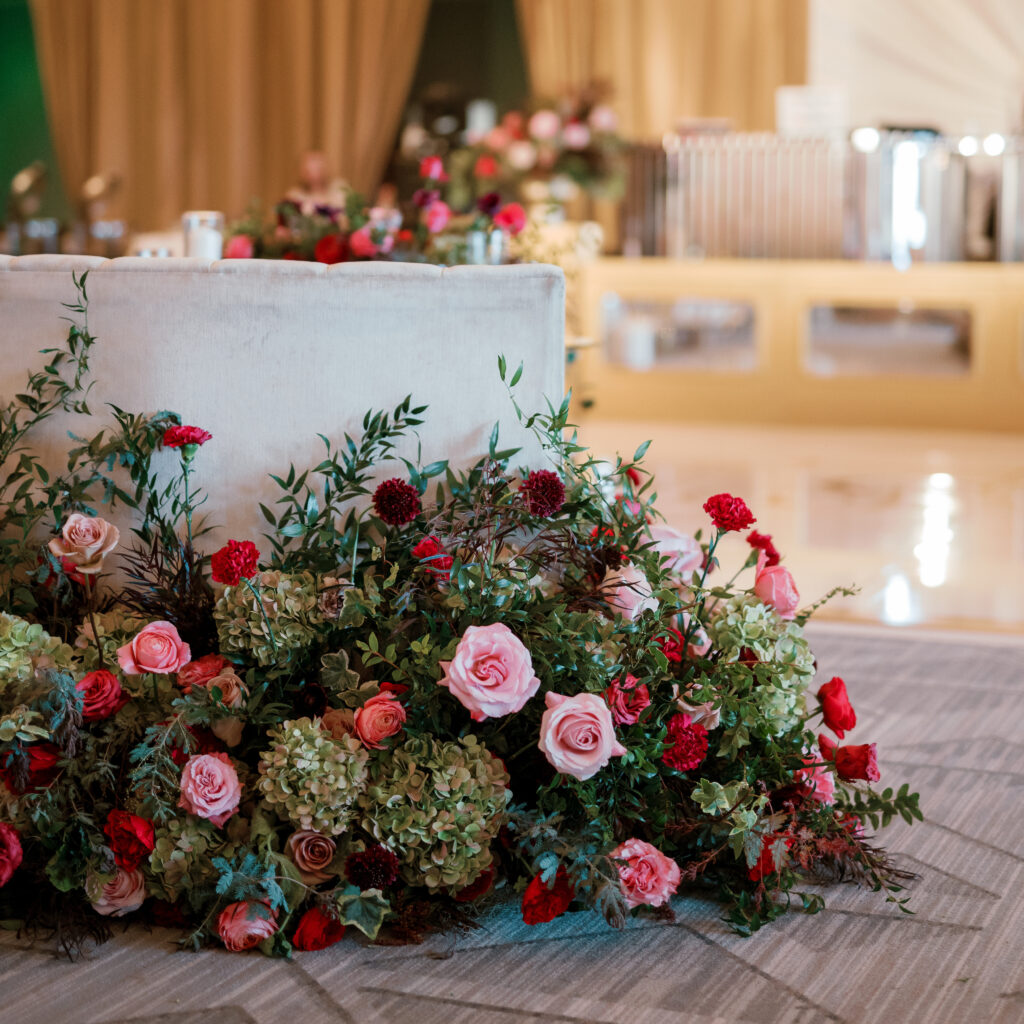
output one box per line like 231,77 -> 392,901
3,624 -> 1022,1024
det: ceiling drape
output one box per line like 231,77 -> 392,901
29,0 -> 429,230
516,0 -> 807,139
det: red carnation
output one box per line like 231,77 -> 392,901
818,676 -> 856,739
746,530 -> 780,567
372,478 -> 421,526
314,233 -> 347,265
453,864 -> 496,903
210,539 -> 260,586
104,810 -> 155,871
703,493 -> 755,533
834,743 -> 881,783
292,905 -> 346,951
748,834 -> 793,882
661,713 -> 709,773
163,425 -> 212,449
0,823 -> 23,888
521,469 -> 565,518
411,535 -> 454,581
521,865 -> 574,925
76,669 -> 129,721
345,845 -> 401,890
0,743 -> 60,795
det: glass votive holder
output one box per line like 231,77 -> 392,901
182,210 -> 224,259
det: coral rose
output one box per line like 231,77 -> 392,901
48,513 -> 119,575
603,674 -> 650,726
538,691 -> 627,781
353,692 -> 406,749
522,866 -> 574,925
285,830 -> 337,884
0,823 -> 23,887
76,669 -> 129,721
649,524 -> 703,581
834,743 -> 881,783
90,867 -> 146,916
177,653 -> 230,694
818,676 -> 856,738
292,905 -> 345,951
217,900 -> 277,952
611,838 -> 680,908
104,810 -> 155,871
207,668 -> 248,747
178,751 -> 242,827
753,551 -> 799,619
438,623 -> 541,721
117,621 -> 191,675
601,563 -> 658,621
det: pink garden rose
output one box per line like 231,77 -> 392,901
753,551 -> 800,619
320,707 -> 356,740
117,621 -> 191,675
224,234 -> 255,259
562,121 -> 591,150
601,563 -> 658,621
528,109 -> 561,140
0,823 -> 23,887
610,838 -> 681,909
649,524 -> 703,581
285,830 -> 337,884
217,900 -> 277,952
353,692 -> 406,749
423,200 -> 451,233
799,749 -> 836,805
538,691 -> 627,781
438,623 -> 541,721
89,867 -> 146,917
48,513 -> 119,574
178,751 -> 242,827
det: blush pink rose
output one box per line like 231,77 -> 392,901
754,551 -> 800,619
438,623 -> 541,721
117,621 -> 191,675
601,563 -> 658,621
562,121 -> 591,150
538,691 -> 627,781
217,900 -> 277,952
89,867 -> 146,917
528,109 -> 561,140
423,200 -> 451,233
353,692 -> 406,749
610,838 -> 681,908
224,234 -> 255,259
285,830 -> 337,884
178,751 -> 241,827
649,524 -> 703,581
48,513 -> 119,574
321,707 -> 356,740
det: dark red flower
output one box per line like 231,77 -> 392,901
292,905 -> 346,951
163,425 -> 212,449
345,845 -> 401,890
372,478 -> 421,526
477,191 -> 502,216
661,714 -> 709,773
746,530 -> 780,567
656,627 -> 685,663
521,866 -> 574,925
314,233 -> 347,264
521,469 -> 565,517
834,743 -> 880,783
625,466 -> 642,487
412,187 -> 440,209
411,535 -> 454,581
104,810 -> 155,871
748,834 -> 793,881
397,229 -> 414,243
282,250 -> 305,261
818,676 -> 856,739
703,493 -> 755,533
0,824 -> 23,888
378,681 -> 409,696
211,540 -> 260,586
149,899 -> 190,928
454,864 -> 495,903
0,743 -> 60,795
76,669 -> 129,721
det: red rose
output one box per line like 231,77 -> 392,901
76,669 -> 129,721
748,834 -> 793,882
454,864 -> 495,903
0,743 -> 60,795
104,810 -> 155,871
177,653 -> 231,694
521,866 -> 574,925
0,823 -> 23,888
292,905 -> 346,951
818,676 -> 856,738
746,530 -> 780,567
702,493 -> 755,533
818,732 -> 837,760
656,627 -> 684,663
411,535 -> 454,581
210,540 -> 260,586
474,154 -> 498,178
314,233 -> 347,265
834,743 -> 881,783
162,425 -> 212,449
603,674 -> 651,726
661,713 -> 709,773
493,202 -> 527,235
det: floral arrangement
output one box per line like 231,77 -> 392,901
0,277 -> 920,957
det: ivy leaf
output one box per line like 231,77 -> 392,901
336,887 -> 390,940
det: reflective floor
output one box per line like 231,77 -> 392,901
577,418 -> 1024,634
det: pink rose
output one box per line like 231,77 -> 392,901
353,692 -> 406,749
562,121 -> 591,150
348,226 -> 378,258
506,140 -> 537,171
753,551 -> 800,619
603,674 -> 650,726
528,109 -> 561,140
589,104 -> 619,132
423,200 -> 451,233
0,823 -> 23,887
285,830 -> 337,884
493,202 -> 527,235
224,234 -> 255,259
89,867 -> 146,917
439,623 -> 541,722
117,621 -> 191,675
649,524 -> 703,581
177,653 -> 230,694
178,751 -> 241,827
217,900 -> 277,952
538,691 -> 627,781
321,707 -> 356,740
485,126 -> 511,151
601,563 -> 658,621
799,749 -> 836,805
48,513 -> 119,574
610,838 -> 680,908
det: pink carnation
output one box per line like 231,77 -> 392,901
610,838 -> 680,908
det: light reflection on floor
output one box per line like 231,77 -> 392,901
577,419 -> 1024,633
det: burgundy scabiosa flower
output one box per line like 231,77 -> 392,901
345,845 -> 401,890
372,478 -> 421,526
521,470 -> 565,517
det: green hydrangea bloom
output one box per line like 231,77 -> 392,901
74,607 -> 148,670
148,816 -> 236,901
708,595 -> 815,735
0,613 -> 75,690
258,717 -> 369,836
359,734 -> 510,891
214,570 -> 322,666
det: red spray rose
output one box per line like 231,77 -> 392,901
454,864 -> 495,903
661,713 -> 709,772
292,905 -> 346,951
372,478 -> 421,526
746,530 -> 780,567
818,732 -> 837,760
0,823 -> 23,887
494,202 -> 527,235
521,865 -> 574,925
104,810 -> 155,871
0,743 -> 60,794
314,233 -> 347,264
411,535 -> 454,581
162,425 -> 212,449
748,834 -> 794,882
834,743 -> 881,783
818,676 -> 856,738
76,669 -> 129,721
702,493 -> 755,533
210,540 -> 260,586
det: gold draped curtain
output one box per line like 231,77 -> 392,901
29,0 -> 430,230
516,0 -> 808,138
